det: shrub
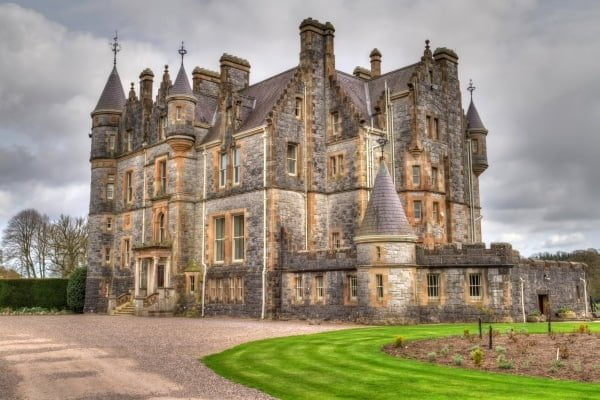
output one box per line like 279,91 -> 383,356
452,354 -> 464,366
0,279 -> 68,309
394,336 -> 405,348
558,344 -> 569,360
470,348 -> 484,367
440,345 -> 450,356
463,329 -> 475,343
427,352 -> 437,362
574,324 -> 591,334
495,346 -> 507,355
551,359 -> 565,370
496,354 -> 513,369
67,268 -> 87,313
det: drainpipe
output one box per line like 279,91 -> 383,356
261,127 -> 268,319
466,139 -> 476,243
303,83 -> 308,250
519,277 -> 526,323
580,275 -> 588,318
142,144 -> 147,243
201,149 -> 207,317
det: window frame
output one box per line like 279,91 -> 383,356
122,238 -> 131,268
427,273 -> 440,299
376,274 -> 384,300
219,152 -> 228,188
232,214 -> 245,262
232,147 -> 241,185
104,247 -> 111,266
431,167 -> 438,190
413,200 -> 423,221
331,231 -> 341,249
426,115 -> 432,138
235,277 -> 244,302
432,202 -> 440,224
229,277 -> 235,303
157,212 -> 166,243
125,171 -> 133,204
106,217 -> 113,231
158,159 -> 167,195
349,275 -> 358,301
176,106 -> 183,121
287,143 -> 298,176
217,278 -> 224,302
469,273 -> 482,299
159,117 -> 166,140
331,112 -> 341,136
412,165 -> 421,186
214,216 -> 226,263
189,275 -> 196,293
315,275 -> 324,301
294,97 -> 303,119
472,138 -> 479,154
295,275 -> 303,301
433,117 -> 439,140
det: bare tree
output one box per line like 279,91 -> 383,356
1,209 -> 44,278
47,215 -> 88,277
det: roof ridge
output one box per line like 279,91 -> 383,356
369,62 -> 419,82
243,66 -> 297,91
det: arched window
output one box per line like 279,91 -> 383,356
158,213 -> 166,243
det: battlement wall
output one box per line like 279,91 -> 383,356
417,242 -> 520,267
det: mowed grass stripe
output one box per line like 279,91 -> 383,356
203,322 -> 600,400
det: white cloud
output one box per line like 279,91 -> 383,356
542,233 -> 586,249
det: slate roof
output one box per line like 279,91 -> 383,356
170,63 -> 193,96
357,162 -> 415,237
195,94 -> 218,125
466,100 -> 486,131
94,66 -> 126,112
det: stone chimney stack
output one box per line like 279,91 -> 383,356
139,68 -> 154,112
219,54 -> 251,91
299,18 -> 335,77
370,48 -> 382,77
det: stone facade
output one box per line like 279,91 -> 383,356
84,18 -> 587,323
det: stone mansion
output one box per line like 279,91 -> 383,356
84,18 -> 588,323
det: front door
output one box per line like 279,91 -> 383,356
157,264 -> 165,288
538,294 -> 549,315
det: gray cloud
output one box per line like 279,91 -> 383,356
1,0 -> 599,256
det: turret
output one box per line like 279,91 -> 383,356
166,43 -> 196,140
355,160 -> 417,266
466,80 -> 488,176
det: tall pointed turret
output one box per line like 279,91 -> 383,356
93,66 -> 126,113
170,63 -> 193,96
465,79 -> 488,176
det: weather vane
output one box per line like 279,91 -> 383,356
111,31 -> 121,67
376,137 -> 388,160
467,79 -> 476,101
178,41 -> 187,64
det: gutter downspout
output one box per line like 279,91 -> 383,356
303,83 -> 308,250
385,84 -> 396,186
142,144 -> 147,243
261,127 -> 268,319
201,149 -> 207,317
519,277 -> 526,323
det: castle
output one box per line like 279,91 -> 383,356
84,18 -> 588,323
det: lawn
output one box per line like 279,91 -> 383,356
203,322 -> 600,399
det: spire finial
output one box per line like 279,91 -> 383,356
425,39 -> 430,50
111,31 -> 121,67
467,79 -> 476,101
376,137 -> 388,161
178,41 -> 187,64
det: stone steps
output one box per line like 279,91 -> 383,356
113,303 -> 135,316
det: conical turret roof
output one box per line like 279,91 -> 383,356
170,63 -> 193,96
466,100 -> 486,131
357,162 -> 415,238
94,66 -> 126,112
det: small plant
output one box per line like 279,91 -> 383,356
394,336 -> 405,348
574,324 -> 591,334
558,344 -> 569,360
497,354 -> 513,369
551,359 -> 565,370
470,348 -> 484,367
469,344 -> 480,352
452,354 -> 464,366
572,362 -> 583,373
521,358 -> 532,369
530,310 -> 541,316
495,346 -> 507,355
463,329 -> 475,342
440,345 -> 450,356
427,352 -> 437,362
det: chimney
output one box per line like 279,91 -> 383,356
353,66 -> 372,80
220,54 -> 251,91
299,17 -> 335,77
370,48 -> 382,77
192,67 -> 221,97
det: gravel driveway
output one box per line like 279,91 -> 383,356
0,315 -> 357,400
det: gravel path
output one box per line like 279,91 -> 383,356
0,315 -> 358,400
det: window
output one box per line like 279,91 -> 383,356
329,154 -> 344,178
295,97 -> 303,119
295,275 -> 303,300
209,279 -> 216,301
472,139 -> 479,154
104,247 -> 111,265
331,232 -> 341,249
232,148 -> 241,185
157,264 -> 165,288
176,106 -> 183,120
125,171 -> 133,203
329,156 -> 337,177
107,133 -> 116,153
235,277 -> 243,301
189,275 -> 196,293
338,155 -> 344,174
106,183 -> 114,200
106,217 -> 113,231
122,238 -> 130,268
433,118 -> 439,140
157,213 -> 166,242
315,276 -> 324,300
376,246 -> 382,261
331,112 -> 341,136
217,279 -> 224,301
469,273 -> 482,299
432,202 -> 440,223
426,115 -> 432,138
233,214 -> 245,261
219,153 -> 228,188
427,273 -> 440,299
376,274 -> 384,300
431,167 -> 438,189
158,159 -> 167,195
349,275 -> 358,301
412,165 -> 421,186
229,277 -> 235,302
214,217 -> 225,262
159,117 -> 166,140
287,143 -> 297,175
140,261 -> 147,289
125,130 -> 133,152
413,200 -> 422,220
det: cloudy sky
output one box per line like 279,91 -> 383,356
0,0 -> 598,256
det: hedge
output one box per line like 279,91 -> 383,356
67,268 -> 87,313
0,279 -> 69,309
